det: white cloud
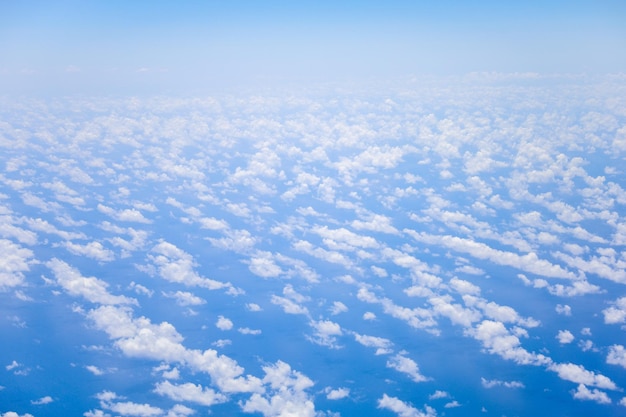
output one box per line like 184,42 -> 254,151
97,204 -> 151,224
241,361 -> 315,417
62,241 -> 115,262
329,301 -> 348,315
549,363 -> 618,390
352,333 -> 393,355
325,387 -> 350,400
607,345 -> 626,369
216,316 -> 234,331
449,277 -> 481,295
308,319 -> 342,348
248,251 -> 283,278
556,330 -> 575,344
481,377 -> 525,389
149,241 -> 229,290
154,380 -> 227,406
386,353 -> 429,383
238,327 -> 261,335
246,303 -> 262,312
603,297 -> 626,324
271,295 -> 309,315
0,239 -> 33,290
86,365 -> 105,376
556,304 -> 572,316
352,213 -> 399,234
363,312 -> 376,321
406,231 -> 576,279
377,394 -> 436,417
428,390 -> 449,400
467,320 -> 550,366
88,305 -> 263,394
163,291 -> 205,306
572,384 -> 611,404
357,287 -> 438,333
46,258 -> 136,305
31,396 -> 53,405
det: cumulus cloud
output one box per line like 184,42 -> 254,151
572,384 -> 611,404
386,353 -> 429,383
307,319 -> 342,348
62,240 -> 115,262
377,394 -> 436,417
31,396 -> 53,405
607,345 -> 626,369
46,258 -> 136,305
603,297 -> 626,324
0,239 -> 33,290
481,377 -> 525,389
148,241 -> 229,290
549,363 -> 618,390
154,380 -> 227,406
556,330 -> 575,344
216,316 -> 234,331
241,361 -> 315,417
406,231 -> 577,279
325,387 -> 350,400
97,204 -> 152,224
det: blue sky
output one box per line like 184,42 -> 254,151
1,0 -> 625,94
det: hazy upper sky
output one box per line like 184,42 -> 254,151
1,0 -> 625,94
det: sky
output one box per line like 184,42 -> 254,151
1,0 -> 625,94
2,2 -> 626,417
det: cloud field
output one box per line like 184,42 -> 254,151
1,74 -> 626,417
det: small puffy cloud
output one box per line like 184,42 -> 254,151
271,295 -> 309,315
557,330 -> 575,344
429,390 -> 450,400
308,319 -> 342,348
163,291 -> 205,307
607,345 -> 626,369
149,241 -> 229,290
329,301 -> 348,315
97,204 -> 151,224
352,214 -> 399,234
363,312 -> 377,320
449,277 -> 481,295
386,353 -> 429,383
238,327 -> 261,335
246,303 -> 262,312
46,258 -> 136,305
154,380 -> 227,406
248,251 -> 283,278
216,316 -> 234,331
0,239 -> 33,290
31,396 -> 53,405
241,360 -> 315,417
353,332 -> 393,355
444,400 -> 461,408
603,297 -> 626,324
468,320 -> 550,366
572,384 -> 611,404
86,365 -> 105,376
556,304 -> 572,316
549,363 -> 618,390
377,394 -> 436,417
62,241 -> 115,262
481,377 -> 525,389
326,387 -> 350,400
